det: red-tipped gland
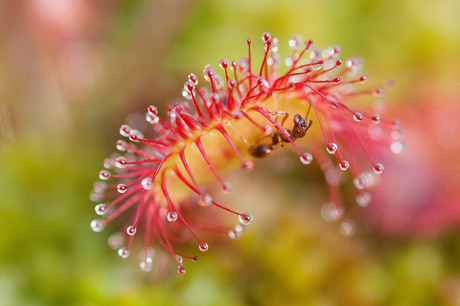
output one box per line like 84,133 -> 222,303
333,45 -> 341,55
232,110 -> 243,119
300,153 -> 313,165
147,106 -> 158,116
303,39 -> 313,51
116,140 -> 127,152
219,59 -> 228,69
129,130 -> 143,142
211,93 -> 220,104
228,79 -> 236,88
242,160 -> 255,171
359,75 -> 367,83
263,124 -> 273,135
119,124 -> 131,137
115,157 -> 128,168
203,65 -> 215,82
184,80 -> 195,93
239,212 -> 253,225
178,266 -> 186,275
222,182 -> 232,194
199,242 -> 208,252
311,58 -> 324,70
198,194 -> 212,207
91,219 -> 105,232
117,183 -> 128,193
372,114 -> 381,124
127,225 -> 136,236
333,77 -> 340,84
286,82 -> 296,91
99,170 -> 110,180
231,60 -> 237,71
118,247 -> 129,259
339,160 -> 350,171
373,163 -> 384,174
129,133 -> 138,142
264,39 -> 272,51
262,32 -> 271,42
167,211 -> 178,222
95,204 -> 106,215
188,73 -> 198,85
327,143 -> 338,154
257,77 -> 269,88
353,112 -> 363,122
141,177 -> 153,190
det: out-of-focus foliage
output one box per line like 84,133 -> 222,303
1,0 -> 460,305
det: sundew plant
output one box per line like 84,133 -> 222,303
90,32 -> 399,275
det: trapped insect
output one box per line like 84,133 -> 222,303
249,102 -> 313,158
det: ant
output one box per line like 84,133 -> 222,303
249,103 -> 313,158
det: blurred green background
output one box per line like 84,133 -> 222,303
1,0 -> 460,305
